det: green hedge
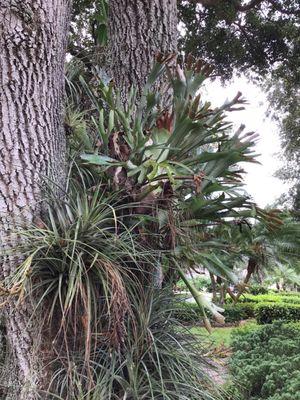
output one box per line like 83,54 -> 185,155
175,276 -> 211,292
229,322 -> 300,400
248,285 -> 269,295
255,302 -> 300,324
223,303 -> 255,323
175,301 -> 255,324
175,293 -> 300,325
226,293 -> 300,305
278,291 -> 300,296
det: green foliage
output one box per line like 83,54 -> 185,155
189,325 -> 239,348
70,0 -> 300,210
177,0 -> 300,211
2,179 -> 222,399
174,302 -> 201,324
278,291 -> 300,297
223,303 -> 256,323
70,0 -> 108,56
178,1 -> 300,84
202,209 -> 300,306
3,183 -> 156,371
229,322 -> 300,400
227,292 -> 300,304
0,57 -> 268,398
176,275 -> 211,292
47,290 -> 222,400
74,56 -> 275,322
5,53 -> 296,397
266,75 -> 300,212
255,302 -> 300,324
248,285 -> 269,295
80,57 -> 258,203
177,294 -> 300,325
175,301 -> 255,324
72,1 -> 300,86
229,212 -> 300,296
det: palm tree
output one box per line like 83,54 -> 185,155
208,212 -> 300,302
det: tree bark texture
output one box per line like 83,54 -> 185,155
0,1 -> 71,398
107,0 -> 178,288
108,0 -> 178,101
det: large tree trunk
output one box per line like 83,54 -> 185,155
108,0 -> 178,101
0,1 -> 71,398
107,0 -> 178,288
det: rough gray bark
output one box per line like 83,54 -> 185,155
108,0 -> 178,101
107,0 -> 178,288
0,1 -> 71,398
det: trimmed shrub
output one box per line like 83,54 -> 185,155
281,296 -> 300,304
229,322 -> 300,400
223,303 -> 256,323
279,291 -> 300,296
248,285 -> 269,295
175,301 -> 255,324
255,302 -> 300,324
175,296 -> 300,325
227,293 -> 300,305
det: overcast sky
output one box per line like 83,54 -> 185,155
204,76 -> 289,208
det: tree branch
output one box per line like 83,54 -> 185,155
194,0 -> 300,15
267,0 -> 300,16
234,0 -> 264,11
195,0 -> 264,12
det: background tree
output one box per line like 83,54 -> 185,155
178,0 -> 300,209
0,1 -> 72,398
179,0 -> 299,82
210,212 -> 300,302
266,77 -> 300,213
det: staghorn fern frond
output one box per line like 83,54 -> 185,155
75,56 -> 290,323
79,56 -> 258,199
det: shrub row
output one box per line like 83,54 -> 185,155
176,299 -> 300,325
226,293 -> 300,305
255,302 -> 300,324
175,301 -> 255,324
247,284 -> 269,295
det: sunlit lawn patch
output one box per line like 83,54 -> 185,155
188,320 -> 259,349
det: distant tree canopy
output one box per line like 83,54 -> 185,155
179,0 -> 299,82
179,0 -> 300,212
268,77 -> 300,213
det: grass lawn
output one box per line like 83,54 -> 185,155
188,320 -> 258,348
